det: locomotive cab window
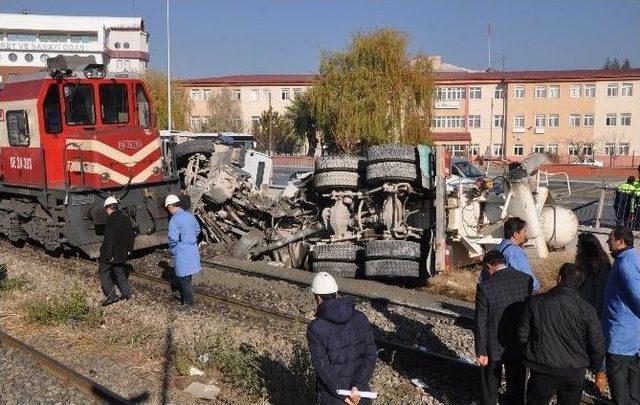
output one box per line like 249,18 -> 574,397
7,110 -> 30,146
100,83 -> 129,124
43,84 -> 62,134
64,84 -> 96,126
135,84 -> 151,128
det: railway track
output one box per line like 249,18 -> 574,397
0,330 -> 142,404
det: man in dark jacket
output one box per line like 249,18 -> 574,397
98,196 -> 136,306
475,250 -> 533,405
307,272 -> 377,405
518,263 -> 605,405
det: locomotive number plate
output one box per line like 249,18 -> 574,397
9,156 -> 33,170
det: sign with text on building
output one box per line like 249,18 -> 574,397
434,101 -> 460,109
0,41 -> 92,52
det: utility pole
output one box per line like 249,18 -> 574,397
268,92 -> 273,156
166,0 -> 172,132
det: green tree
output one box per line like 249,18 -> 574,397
202,88 -> 243,133
310,28 -> 435,154
285,92 -> 318,156
252,108 -> 298,154
142,69 -> 192,130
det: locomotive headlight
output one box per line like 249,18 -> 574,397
152,166 -> 162,176
100,172 -> 110,182
83,64 -> 107,79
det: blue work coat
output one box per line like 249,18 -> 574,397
168,208 -> 201,277
479,239 -> 541,292
603,247 -> 640,356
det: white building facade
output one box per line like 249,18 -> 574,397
0,13 -> 149,81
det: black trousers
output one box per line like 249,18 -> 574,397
607,353 -> 640,405
480,359 -> 526,405
98,263 -> 131,298
177,275 -> 195,306
526,370 -> 583,405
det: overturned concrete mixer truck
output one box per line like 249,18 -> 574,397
166,139 -> 578,279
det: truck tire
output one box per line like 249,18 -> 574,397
311,261 -> 358,278
315,156 -> 361,173
312,243 -> 362,262
175,139 -> 216,161
233,231 -> 265,259
365,240 -> 421,260
364,259 -> 419,277
366,145 -> 416,163
314,171 -> 359,189
366,161 -> 417,183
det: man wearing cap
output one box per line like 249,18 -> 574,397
165,194 -> 201,307
98,196 -> 136,306
306,272 -> 377,405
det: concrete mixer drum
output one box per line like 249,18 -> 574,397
540,205 -> 579,249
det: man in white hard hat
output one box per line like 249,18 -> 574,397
165,194 -> 201,307
98,196 -> 136,306
306,272 -> 377,405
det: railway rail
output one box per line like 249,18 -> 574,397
0,330 -> 142,404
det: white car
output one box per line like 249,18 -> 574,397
571,159 -> 604,167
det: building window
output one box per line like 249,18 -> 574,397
447,145 -> 466,156
40,54 -> 49,62
124,60 -> 130,70
533,144 -> 545,154
535,114 -> 546,127
24,53 -> 33,62
123,42 -> 130,49
261,89 -> 270,101
8,53 -> 17,62
202,89 -> 211,101
250,89 -> 259,101
620,113 -> 631,126
622,83 -> 633,97
548,85 -> 559,98
8,33 -> 36,42
535,85 -> 547,98
514,85 -> 525,99
513,115 -> 525,128
513,144 -> 524,156
582,145 -> 593,156
584,84 -> 596,97
605,113 -> 617,126
570,85 -> 582,98
293,88 -> 302,98
190,89 -> 201,101
116,60 -> 123,69
493,115 -> 504,128
71,35 -> 97,43
492,143 -> 504,156
39,34 -> 68,42
618,143 -> 630,156
468,115 -> 481,128
607,83 -> 618,97
281,88 -> 290,101
568,145 -> 578,156
190,116 -> 200,129
548,114 -> 559,127
114,42 -> 121,49
469,87 -> 482,99
569,114 -> 581,127
437,87 -> 466,100
432,116 -> 465,128
494,86 -> 504,99
469,144 -> 480,156
251,116 -> 260,127
583,114 -> 594,127
547,144 -> 558,154
233,89 -> 241,100
604,143 -> 616,156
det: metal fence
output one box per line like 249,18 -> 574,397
571,185 -> 640,230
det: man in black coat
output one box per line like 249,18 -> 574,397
518,263 -> 605,405
475,250 -> 533,405
307,272 -> 377,405
98,196 -> 136,306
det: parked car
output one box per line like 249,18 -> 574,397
571,158 -> 604,167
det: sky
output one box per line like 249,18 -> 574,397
2,0 -> 639,79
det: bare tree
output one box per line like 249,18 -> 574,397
564,131 -> 597,163
201,88 -> 243,133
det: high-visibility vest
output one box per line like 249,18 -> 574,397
634,181 -> 640,197
617,182 -> 636,194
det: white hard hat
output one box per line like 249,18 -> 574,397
311,272 -> 339,295
103,196 -> 118,207
165,194 -> 180,207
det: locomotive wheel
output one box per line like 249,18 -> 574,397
311,243 -> 363,262
364,259 -> 419,278
366,145 -> 416,164
315,156 -> 361,173
313,171 -> 359,190
366,161 -> 417,184
365,240 -> 421,260
311,261 -> 359,278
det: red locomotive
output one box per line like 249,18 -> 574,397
0,56 -> 179,257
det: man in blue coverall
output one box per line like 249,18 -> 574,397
480,217 -> 541,292
604,226 -> 640,405
165,194 -> 201,307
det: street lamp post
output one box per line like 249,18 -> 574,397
166,0 -> 172,132
268,92 -> 273,156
